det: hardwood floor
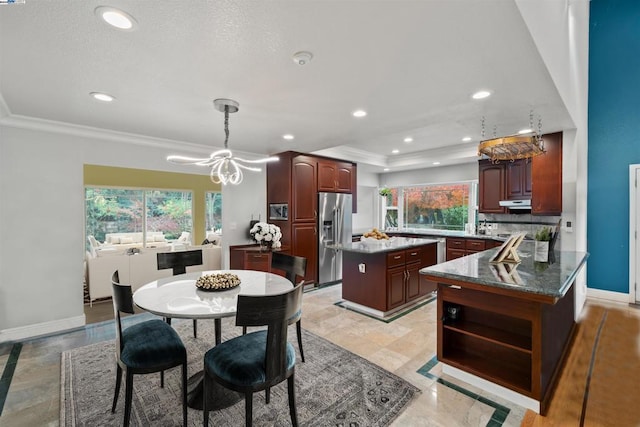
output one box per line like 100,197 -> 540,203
521,301 -> 640,426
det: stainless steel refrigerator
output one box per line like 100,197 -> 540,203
318,192 -> 352,285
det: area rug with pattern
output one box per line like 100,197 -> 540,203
61,318 -> 419,426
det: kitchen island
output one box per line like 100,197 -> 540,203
420,248 -> 588,414
335,237 -> 439,317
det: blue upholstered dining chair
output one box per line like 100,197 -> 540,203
203,281 -> 304,427
111,270 -> 188,427
157,249 -> 203,337
270,252 -> 308,362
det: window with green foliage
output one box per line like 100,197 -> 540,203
383,182 -> 476,231
85,187 -> 193,246
205,191 -> 223,233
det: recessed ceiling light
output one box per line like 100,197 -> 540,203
391,149 -> 399,154
518,128 -> 533,134
90,92 -> 115,102
404,137 -> 413,143
472,90 -> 491,100
462,136 -> 472,142
283,134 -> 294,140
95,6 -> 137,31
352,109 -> 367,118
433,161 -> 441,165
383,168 -> 390,172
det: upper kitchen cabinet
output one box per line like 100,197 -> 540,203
506,159 -> 532,200
478,132 -> 562,215
478,160 -> 506,213
532,132 -> 562,215
292,155 -> 318,222
317,160 -> 354,193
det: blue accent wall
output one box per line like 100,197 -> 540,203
588,0 -> 640,292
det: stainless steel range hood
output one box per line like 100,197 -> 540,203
499,199 -> 531,210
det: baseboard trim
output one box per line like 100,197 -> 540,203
0,315 -> 86,343
586,288 -> 631,304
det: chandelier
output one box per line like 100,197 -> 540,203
167,98 -> 278,185
477,111 -> 545,162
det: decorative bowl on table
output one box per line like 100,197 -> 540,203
195,273 -> 241,292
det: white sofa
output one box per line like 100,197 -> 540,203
86,245 -> 222,302
102,231 -> 171,250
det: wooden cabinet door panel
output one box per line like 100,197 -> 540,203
479,160 -> 506,213
245,253 -> 270,272
506,160 -> 532,200
406,261 -> 421,301
335,162 -> 353,193
387,266 -> 406,309
447,248 -> 467,261
292,222 -> 317,283
532,132 -> 562,215
317,160 -> 337,192
292,156 -> 317,222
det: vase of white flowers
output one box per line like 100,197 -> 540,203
249,222 -> 282,250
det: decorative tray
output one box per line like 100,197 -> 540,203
195,273 -> 241,292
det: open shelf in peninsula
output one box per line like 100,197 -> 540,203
334,237 -> 439,318
420,249 -> 589,414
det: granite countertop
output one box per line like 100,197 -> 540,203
352,228 -> 515,241
329,237 -> 439,254
420,248 -> 589,298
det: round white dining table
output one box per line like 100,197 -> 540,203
133,269 -> 292,320
133,269 -> 293,409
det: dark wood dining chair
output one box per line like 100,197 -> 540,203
111,271 -> 187,427
271,252 -> 307,362
203,281 -> 304,427
157,249 -> 203,337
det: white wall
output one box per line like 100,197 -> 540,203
380,162 -> 478,188
0,122 -> 264,340
516,0 -> 590,312
352,167 -> 380,232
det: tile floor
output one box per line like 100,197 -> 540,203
0,285 -> 636,426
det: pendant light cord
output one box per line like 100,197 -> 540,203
223,106 -> 230,150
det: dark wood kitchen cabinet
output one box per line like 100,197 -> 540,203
267,151 -> 357,284
478,160 -> 506,213
317,160 -> 354,193
446,237 -> 497,260
506,159 -> 532,200
478,132 -> 562,215
229,244 -> 272,272
292,155 -> 317,222
291,222 -> 317,283
532,132 -> 562,215
342,242 -> 437,313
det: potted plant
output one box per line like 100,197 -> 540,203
379,188 -> 392,197
534,227 -> 552,262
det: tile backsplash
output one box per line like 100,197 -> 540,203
478,213 -> 562,240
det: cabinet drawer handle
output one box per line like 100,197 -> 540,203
410,252 -> 418,256
446,285 -> 462,290
394,255 -> 402,259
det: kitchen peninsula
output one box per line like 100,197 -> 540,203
420,248 -> 588,414
337,237 -> 439,317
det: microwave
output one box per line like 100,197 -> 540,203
269,203 -> 288,220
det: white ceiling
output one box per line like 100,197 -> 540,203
0,0 -> 574,173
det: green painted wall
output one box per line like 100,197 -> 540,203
83,164 -> 221,243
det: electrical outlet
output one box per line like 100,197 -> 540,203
565,221 -> 573,233
358,263 -> 366,273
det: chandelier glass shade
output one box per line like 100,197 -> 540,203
167,98 -> 278,185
